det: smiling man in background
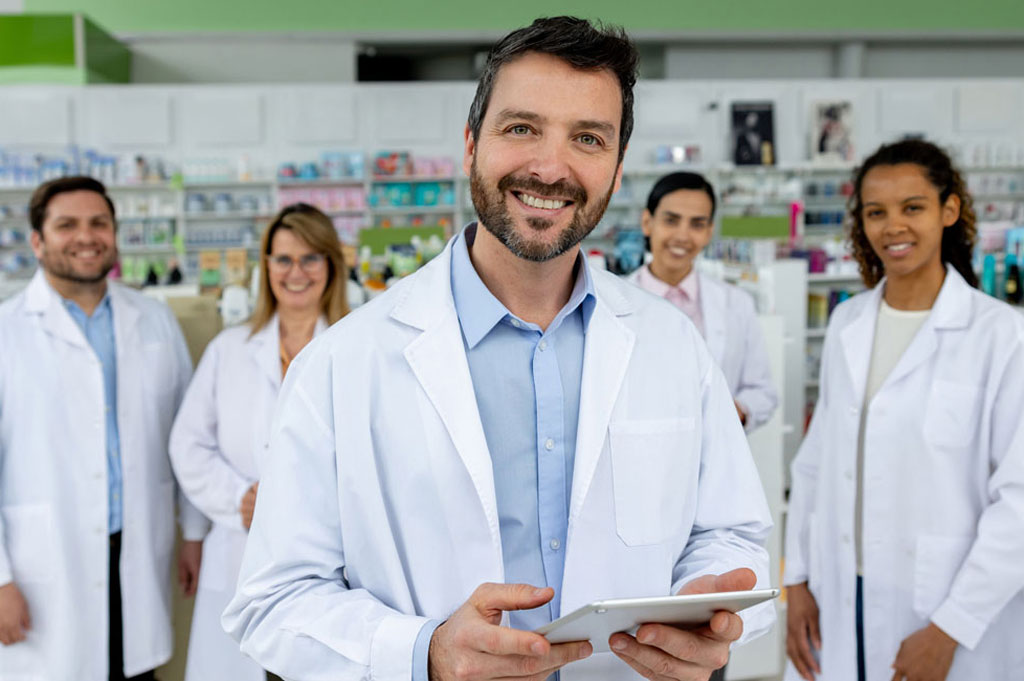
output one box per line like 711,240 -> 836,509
0,177 -> 208,681
226,16 -> 774,681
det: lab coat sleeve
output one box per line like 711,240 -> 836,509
0,375 -> 9,586
223,351 -> 432,681
733,298 -> 779,432
671,347 -> 775,646
165,309 -> 210,542
169,336 -> 253,530
782,329 -> 832,586
930,327 -> 1024,650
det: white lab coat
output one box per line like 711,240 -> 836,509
170,314 -> 327,681
223,237 -> 776,681
783,266 -> 1024,680
625,269 -> 778,431
0,270 -> 208,681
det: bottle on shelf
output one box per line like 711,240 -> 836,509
1005,254 -> 1022,305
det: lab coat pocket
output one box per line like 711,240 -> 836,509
912,534 -> 974,619
0,504 -> 56,584
608,417 -> 695,547
924,380 -> 982,448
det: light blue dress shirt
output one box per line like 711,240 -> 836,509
412,225 -> 595,680
64,294 -> 123,535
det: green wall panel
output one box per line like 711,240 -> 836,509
0,15 -> 75,67
18,0 -> 1024,33
83,16 -> 131,83
720,215 -> 790,239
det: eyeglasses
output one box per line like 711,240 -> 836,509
267,253 -> 327,272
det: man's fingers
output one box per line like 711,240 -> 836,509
470,583 -> 554,616
610,632 -> 707,679
708,610 -> 744,643
474,624 -> 551,657
808,612 -> 822,650
490,640 -> 593,677
678,568 -> 757,596
634,622 -> 732,669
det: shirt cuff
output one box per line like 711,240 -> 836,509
412,619 -> 443,681
931,597 -> 986,651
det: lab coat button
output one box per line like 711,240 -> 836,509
849,407 -> 858,415
549,539 -> 561,550
544,438 -> 555,451
842,533 -> 851,543
845,470 -> 854,481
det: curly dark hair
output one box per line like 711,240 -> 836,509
847,139 -> 978,288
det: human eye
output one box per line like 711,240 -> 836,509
578,133 -> 603,147
507,124 -> 532,136
271,255 -> 293,269
300,253 -> 325,268
864,208 -> 884,220
904,204 -> 923,213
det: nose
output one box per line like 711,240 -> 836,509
526,135 -> 572,187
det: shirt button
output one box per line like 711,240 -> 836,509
544,438 -> 555,451
538,340 -> 548,351
549,539 -> 561,550
511,319 -> 521,328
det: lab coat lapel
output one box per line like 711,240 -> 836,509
25,269 -> 91,351
880,267 -> 971,390
109,283 -> 142,353
249,315 -> 282,391
393,244 -> 502,541
839,283 -> 882,406
699,274 -> 727,360
569,280 -> 635,523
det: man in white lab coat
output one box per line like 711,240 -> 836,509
225,17 -> 774,681
0,177 -> 208,681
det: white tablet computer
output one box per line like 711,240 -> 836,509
535,588 -> 780,653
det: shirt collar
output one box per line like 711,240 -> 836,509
637,264 -> 700,300
62,291 -> 112,322
451,223 -> 596,349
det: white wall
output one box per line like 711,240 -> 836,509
667,41 -> 1024,79
1,78 -> 1023,174
128,36 -> 358,83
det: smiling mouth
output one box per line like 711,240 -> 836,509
666,245 -> 691,257
885,243 -> 913,253
283,282 -> 312,292
513,191 -> 572,211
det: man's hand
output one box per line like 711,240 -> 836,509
240,482 -> 259,531
428,582 -> 592,681
890,623 -> 957,681
177,540 -> 203,597
785,582 -> 821,681
609,568 -> 756,681
0,582 -> 30,645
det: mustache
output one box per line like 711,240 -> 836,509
497,174 -> 587,205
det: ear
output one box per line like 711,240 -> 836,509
462,123 -> 476,178
29,228 -> 43,260
942,193 -> 961,228
640,209 -> 653,238
612,145 -> 627,194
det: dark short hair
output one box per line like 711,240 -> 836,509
646,172 -> 717,219
29,176 -> 116,232
467,16 -> 639,160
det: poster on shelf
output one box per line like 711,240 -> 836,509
810,101 -> 854,164
730,102 -> 775,166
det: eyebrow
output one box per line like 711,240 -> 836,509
493,109 -> 617,139
863,195 -> 929,207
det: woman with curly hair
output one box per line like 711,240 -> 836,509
784,140 -> 1024,681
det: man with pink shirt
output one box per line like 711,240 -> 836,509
627,172 -> 778,432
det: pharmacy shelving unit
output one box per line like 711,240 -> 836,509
0,172 -> 471,291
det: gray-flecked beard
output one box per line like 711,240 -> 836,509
470,157 -> 614,262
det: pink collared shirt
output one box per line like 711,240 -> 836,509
635,265 -> 705,337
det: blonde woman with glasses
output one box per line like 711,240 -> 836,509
169,203 -> 349,680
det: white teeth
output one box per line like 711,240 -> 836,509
668,246 -> 689,256
887,243 -> 912,252
76,251 -> 99,257
519,193 -> 566,210
284,283 -> 311,292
